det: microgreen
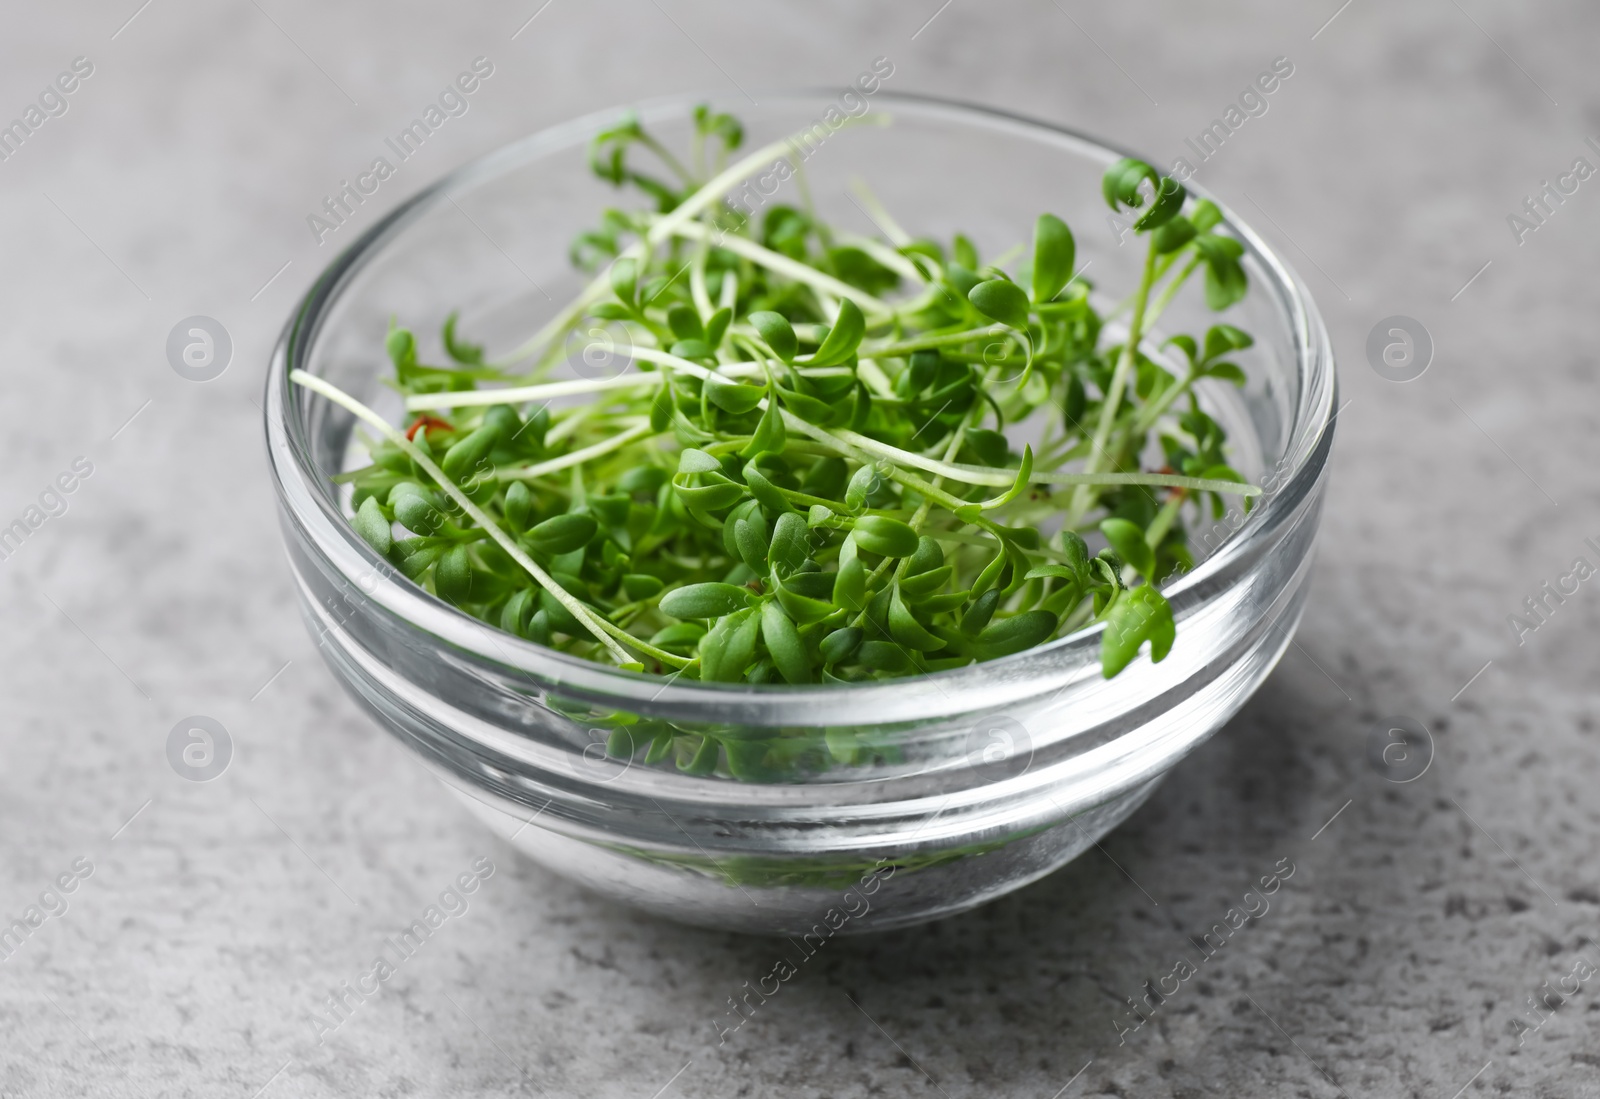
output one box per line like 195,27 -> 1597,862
297,106 -> 1263,708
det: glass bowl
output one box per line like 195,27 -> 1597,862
263,91 -> 1336,935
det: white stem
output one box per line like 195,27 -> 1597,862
544,402 -> 596,446
498,421 -> 654,482
847,179 -> 912,246
690,241 -> 714,319
408,371 -> 663,411
405,355 -> 856,413
854,357 -> 897,399
406,357 -> 1258,499
829,427 -> 1000,483
287,369 -> 637,665
660,220 -> 895,316
496,124 -> 881,370
797,424 -> 1257,496
1026,469 -> 1260,494
839,233 -> 928,283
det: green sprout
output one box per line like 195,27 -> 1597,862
297,108 -> 1260,694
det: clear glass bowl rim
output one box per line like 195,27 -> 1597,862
264,88 -> 1335,722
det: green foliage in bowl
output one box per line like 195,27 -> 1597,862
295,106 -> 1261,692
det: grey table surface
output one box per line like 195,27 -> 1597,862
3,1 -> 1597,1096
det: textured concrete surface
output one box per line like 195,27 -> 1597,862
3,2 -> 1599,1096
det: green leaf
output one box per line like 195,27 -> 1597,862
618,465 -> 667,495
394,539 -> 443,581
1190,199 -> 1224,232
1063,375 -> 1086,425
972,543 -> 1009,597
760,602 -> 809,684
1205,362 -> 1247,386
482,405 -> 520,443
768,511 -> 809,576
1102,157 -> 1149,211
705,307 -> 733,348
528,513 -> 598,555
805,299 -> 866,367
905,536 -> 944,577
1203,324 -> 1254,362
820,626 -> 862,664
677,448 -> 722,474
1164,334 -> 1199,368
1195,235 -> 1248,311
673,472 -> 744,512
649,621 -> 705,652
917,591 -> 970,616
740,396 -> 786,458
718,610 -> 762,682
650,378 -> 675,433
1024,564 -> 1084,584
525,607 -> 552,645
749,311 -> 798,363
964,428 -> 1010,467
502,482 -> 535,532
801,457 -> 847,500
609,257 -> 638,305
660,582 -> 753,619
1059,530 -> 1090,575
705,374 -> 767,414
1100,586 -> 1175,677
643,726 -> 675,763
775,385 -> 834,424
857,640 -> 913,674
960,588 -> 1001,637
1031,213 -> 1076,303
975,609 -> 1058,658
621,573 -> 664,600
695,609 -> 739,681
889,585 -> 945,652
1102,157 -> 1186,230
740,462 -> 790,514
852,516 -> 919,558
904,350 -> 939,395
670,339 -> 716,362
667,303 -> 704,342
1100,518 -> 1155,579
953,233 -> 979,270
442,312 -> 485,365
945,263 -> 981,300
1152,217 -> 1196,255
434,545 -> 474,606
500,588 -> 536,635
832,553 -> 867,613
1203,259 -> 1248,311
982,444 -> 1033,511
722,499 -> 762,558
677,734 -> 720,773
968,279 -> 1031,329
844,464 -> 879,511
393,493 -> 445,536
440,424 -> 498,480
734,517 -> 769,571
774,575 -> 836,624
386,325 -> 418,377
353,496 -> 392,555
901,572 -> 953,608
